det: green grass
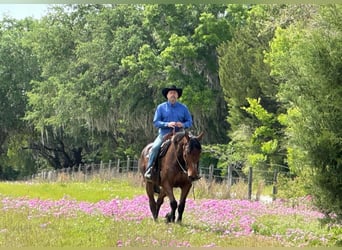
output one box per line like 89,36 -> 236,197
0,176 -> 340,247
0,208 -> 281,247
0,178 -> 145,202
253,214 -> 333,245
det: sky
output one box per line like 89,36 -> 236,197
0,4 -> 51,20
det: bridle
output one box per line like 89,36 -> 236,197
176,156 -> 187,174
169,128 -> 188,174
173,133 -> 189,174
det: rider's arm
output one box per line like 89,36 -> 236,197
153,104 -> 168,128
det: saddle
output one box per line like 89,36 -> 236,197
148,132 -> 173,179
148,134 -> 173,194
158,131 -> 173,159
158,139 -> 171,158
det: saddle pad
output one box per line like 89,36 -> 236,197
159,139 -> 171,158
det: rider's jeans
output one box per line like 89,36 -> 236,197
147,134 -> 164,169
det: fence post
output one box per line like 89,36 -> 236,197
99,161 -> 103,178
71,167 -> 74,180
209,164 -> 214,182
272,169 -> 278,201
126,156 -> 130,174
248,167 -> 253,200
116,159 -> 120,173
108,160 -> 112,177
227,165 -> 233,189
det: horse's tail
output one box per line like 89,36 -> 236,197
138,152 -> 146,175
138,143 -> 152,175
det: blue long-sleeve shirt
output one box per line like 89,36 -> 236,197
153,101 -> 192,136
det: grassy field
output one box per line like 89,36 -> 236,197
0,176 -> 341,247
0,178 -> 145,201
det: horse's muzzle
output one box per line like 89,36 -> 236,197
189,175 -> 201,182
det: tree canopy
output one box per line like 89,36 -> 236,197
0,4 -> 341,219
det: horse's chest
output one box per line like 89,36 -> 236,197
163,173 -> 189,188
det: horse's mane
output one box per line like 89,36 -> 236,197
172,131 -> 202,153
188,136 -> 202,153
172,131 -> 186,143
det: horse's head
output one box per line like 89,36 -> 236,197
173,131 -> 204,181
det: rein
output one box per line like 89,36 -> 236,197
176,157 -> 187,174
175,145 -> 197,200
173,133 -> 197,200
175,143 -> 197,200
172,128 -> 188,174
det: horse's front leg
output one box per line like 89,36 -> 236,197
164,185 -> 177,223
166,199 -> 177,223
176,183 -> 192,223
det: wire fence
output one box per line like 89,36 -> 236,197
27,157 -> 282,201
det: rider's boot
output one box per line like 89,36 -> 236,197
144,164 -> 153,181
144,165 -> 160,193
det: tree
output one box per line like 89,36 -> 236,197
265,4 -> 342,220
242,98 -> 284,179
4,4 -> 306,177
0,17 -> 41,178
217,5 -> 317,175
141,4 -> 231,142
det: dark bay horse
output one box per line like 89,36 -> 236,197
139,131 -> 204,223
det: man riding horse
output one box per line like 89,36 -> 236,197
139,85 -> 203,222
144,85 -> 199,181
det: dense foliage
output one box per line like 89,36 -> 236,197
0,4 -> 341,219
218,4 -> 341,220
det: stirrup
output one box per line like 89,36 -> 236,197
144,168 -> 152,180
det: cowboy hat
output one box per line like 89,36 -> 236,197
162,85 -> 183,99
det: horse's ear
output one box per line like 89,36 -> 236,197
196,131 -> 204,141
185,131 -> 190,141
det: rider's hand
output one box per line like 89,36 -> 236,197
168,122 -> 183,128
175,122 -> 183,128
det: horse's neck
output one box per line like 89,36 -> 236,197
171,143 -> 184,163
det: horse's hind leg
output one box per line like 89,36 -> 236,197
155,190 -> 166,219
146,182 -> 157,220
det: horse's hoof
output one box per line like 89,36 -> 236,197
165,213 -> 173,223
